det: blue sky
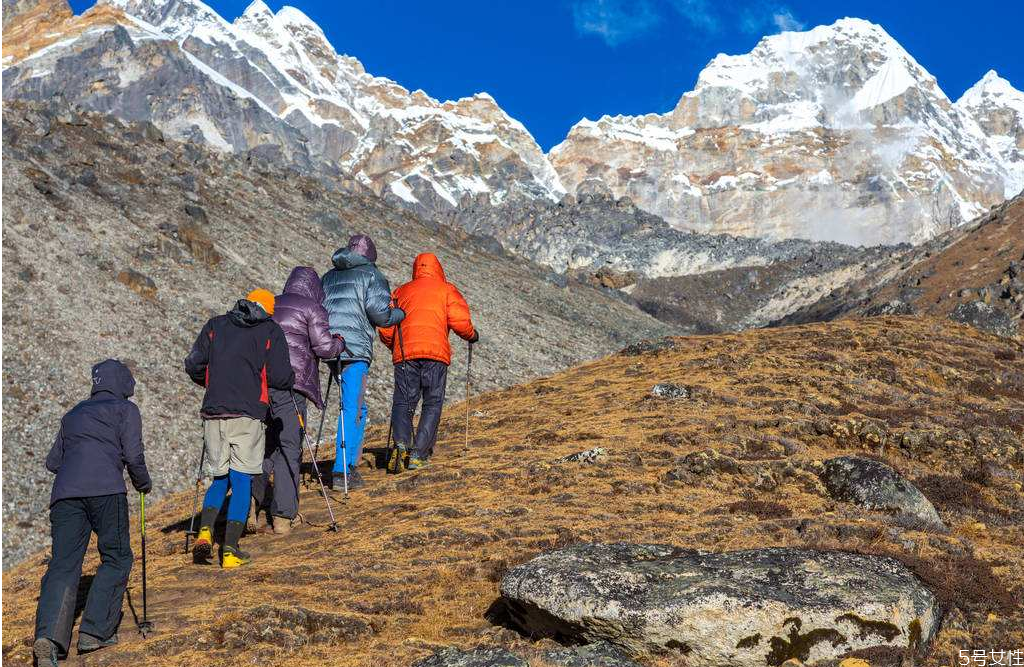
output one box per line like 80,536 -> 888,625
72,0 -> 1024,150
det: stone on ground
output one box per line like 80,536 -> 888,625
819,456 -> 945,530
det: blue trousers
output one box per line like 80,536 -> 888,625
335,360 -> 369,473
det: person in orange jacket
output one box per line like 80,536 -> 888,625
379,253 -> 477,470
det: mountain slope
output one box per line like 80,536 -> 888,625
0,101 -> 671,565
778,194 -> 1024,338
1,0 -> 565,216
2,316 -> 1021,665
550,18 -> 1021,244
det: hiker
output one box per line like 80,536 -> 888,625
252,267 -> 345,535
379,253 -> 477,471
184,289 -> 294,567
33,359 -> 152,666
321,234 -> 405,490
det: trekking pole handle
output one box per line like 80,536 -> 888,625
140,493 -> 146,537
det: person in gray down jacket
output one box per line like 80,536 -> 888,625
253,267 -> 345,534
321,234 -> 404,490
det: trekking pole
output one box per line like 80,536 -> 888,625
464,341 -> 474,453
291,390 -> 339,531
139,493 -> 153,637
386,321 -> 408,474
311,359 -> 337,475
183,434 -> 206,554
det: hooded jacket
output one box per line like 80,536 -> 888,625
46,359 -> 152,505
273,267 -> 345,409
184,299 -> 295,420
321,235 -> 404,363
379,253 -> 476,366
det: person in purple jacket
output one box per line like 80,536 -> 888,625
253,267 -> 345,535
33,359 -> 152,667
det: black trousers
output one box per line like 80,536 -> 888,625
391,359 -> 448,459
254,387 -> 306,520
35,494 -> 132,655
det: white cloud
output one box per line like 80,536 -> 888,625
572,0 -> 661,46
739,3 -> 805,35
667,0 -> 719,33
772,9 -> 805,32
571,0 -> 805,45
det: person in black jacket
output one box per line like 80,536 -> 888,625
33,359 -> 152,667
184,290 -> 294,568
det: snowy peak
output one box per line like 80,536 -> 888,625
552,16 -> 1015,244
956,70 -> 1024,197
957,69 -> 1024,115
676,17 -> 944,131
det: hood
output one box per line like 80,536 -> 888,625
412,253 -> 446,281
228,299 -> 272,327
282,266 -> 325,302
332,247 -> 372,270
91,359 -> 135,399
347,234 -> 377,263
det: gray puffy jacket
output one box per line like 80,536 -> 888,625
322,248 -> 404,363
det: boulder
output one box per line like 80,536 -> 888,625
557,448 -> 606,464
500,543 -> 940,665
651,383 -> 689,399
541,641 -> 643,666
820,456 -> 945,530
950,301 -> 1018,338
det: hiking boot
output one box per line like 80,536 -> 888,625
388,442 -> 408,474
406,456 -> 430,470
221,545 -> 252,568
77,632 -> 118,654
33,637 -> 58,667
192,526 -> 213,561
271,516 -> 292,536
347,469 -> 366,490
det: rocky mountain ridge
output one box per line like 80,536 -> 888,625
4,2 -> 1022,250
780,193 -> 1024,339
2,0 -> 565,215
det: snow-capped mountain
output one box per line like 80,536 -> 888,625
549,18 -> 1020,244
956,70 -> 1024,200
2,0 -> 564,212
3,4 -> 1021,249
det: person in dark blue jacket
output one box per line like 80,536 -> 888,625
33,359 -> 152,667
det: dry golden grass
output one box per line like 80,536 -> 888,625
2,316 -> 1022,666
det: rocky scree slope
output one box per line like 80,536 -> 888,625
1,0 -> 565,217
453,191 -> 906,332
550,18 -> 1023,245
0,101 -> 671,565
780,194 -> 1024,338
1,316 -> 1021,666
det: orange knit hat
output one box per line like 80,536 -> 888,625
246,288 -> 275,316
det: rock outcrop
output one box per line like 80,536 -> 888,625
500,543 -> 941,665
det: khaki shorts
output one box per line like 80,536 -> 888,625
203,417 -> 265,476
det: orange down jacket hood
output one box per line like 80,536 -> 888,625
379,253 -> 475,366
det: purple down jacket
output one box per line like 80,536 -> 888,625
273,267 -> 345,409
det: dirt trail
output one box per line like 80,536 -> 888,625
2,316 -> 1022,666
